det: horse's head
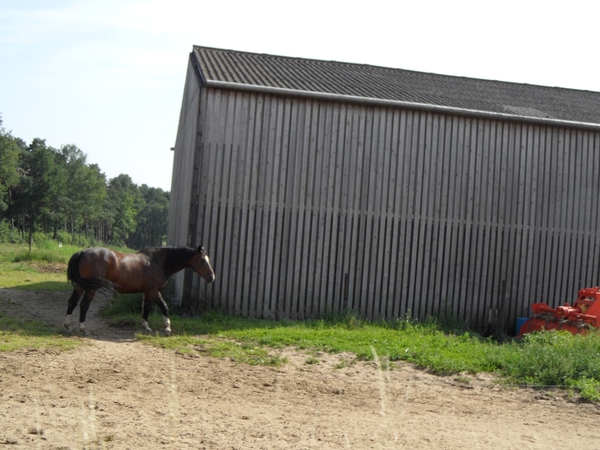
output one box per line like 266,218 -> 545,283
192,246 -> 215,283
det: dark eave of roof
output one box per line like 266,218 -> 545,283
192,46 -> 600,130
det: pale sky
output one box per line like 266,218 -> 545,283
1,0 -> 598,191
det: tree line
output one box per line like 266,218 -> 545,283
0,116 -> 169,249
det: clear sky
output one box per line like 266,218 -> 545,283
1,0 -> 598,191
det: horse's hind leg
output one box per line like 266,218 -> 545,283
78,290 -> 96,335
63,288 -> 83,332
141,294 -> 153,333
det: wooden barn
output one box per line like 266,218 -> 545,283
167,45 -> 600,334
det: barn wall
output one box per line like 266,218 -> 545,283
167,59 -> 203,302
175,86 -> 600,332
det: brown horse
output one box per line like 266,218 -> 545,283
64,246 -> 215,335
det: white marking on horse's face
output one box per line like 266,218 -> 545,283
204,255 -> 211,265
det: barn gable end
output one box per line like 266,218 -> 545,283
168,46 -> 600,334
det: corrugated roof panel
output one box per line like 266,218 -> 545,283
191,46 -> 600,126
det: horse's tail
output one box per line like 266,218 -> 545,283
67,251 -> 118,297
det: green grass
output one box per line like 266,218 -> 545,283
133,312 -> 499,372
0,311 -> 83,352
127,311 -> 600,401
0,243 -> 76,289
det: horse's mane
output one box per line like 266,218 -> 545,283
158,246 -> 198,277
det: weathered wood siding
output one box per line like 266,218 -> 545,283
167,59 -> 203,301
169,82 -> 600,333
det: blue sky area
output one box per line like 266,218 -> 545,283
1,0 -> 598,190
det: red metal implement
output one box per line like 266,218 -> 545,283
518,287 -> 600,336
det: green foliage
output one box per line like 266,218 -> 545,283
0,116 -> 168,248
0,117 -> 21,215
0,219 -> 24,244
127,185 -> 169,248
496,331 -> 600,390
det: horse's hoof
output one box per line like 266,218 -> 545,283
163,329 -> 172,337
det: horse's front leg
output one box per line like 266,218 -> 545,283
156,292 -> 171,336
141,290 -> 171,336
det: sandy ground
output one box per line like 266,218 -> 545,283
1,288 -> 600,450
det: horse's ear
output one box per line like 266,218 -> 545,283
197,246 -> 204,253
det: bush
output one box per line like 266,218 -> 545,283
498,330 -> 600,398
0,219 -> 23,244
11,248 -> 68,264
56,230 -> 73,245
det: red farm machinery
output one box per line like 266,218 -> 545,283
518,287 -> 600,337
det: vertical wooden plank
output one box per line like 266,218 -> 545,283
399,110 -> 416,318
403,110 -> 421,317
338,105 -> 353,315
372,108 -> 389,320
413,112 -> 433,320
356,107 -> 374,318
234,93 -> 257,316
345,104 -> 364,312
270,98 -> 292,318
468,118 -> 485,328
479,119 -> 495,329
265,98 -> 288,318
291,100 -> 313,318
215,91 -> 238,311
429,114 -> 449,319
553,128 -> 567,303
449,116 -> 467,319
436,115 -> 454,313
376,108 -> 394,319
468,117 -> 483,326
228,93 -> 250,315
245,94 -> 266,317
302,101 -> 320,316
283,99 -> 306,319
565,129 -> 581,298
589,133 -> 600,285
425,113 -> 443,319
383,110 -> 401,319
312,102 -> 329,316
321,104 -> 344,314
520,124 -> 538,318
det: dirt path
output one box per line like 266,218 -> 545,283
1,288 -> 600,449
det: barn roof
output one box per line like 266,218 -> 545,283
192,46 -> 600,129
